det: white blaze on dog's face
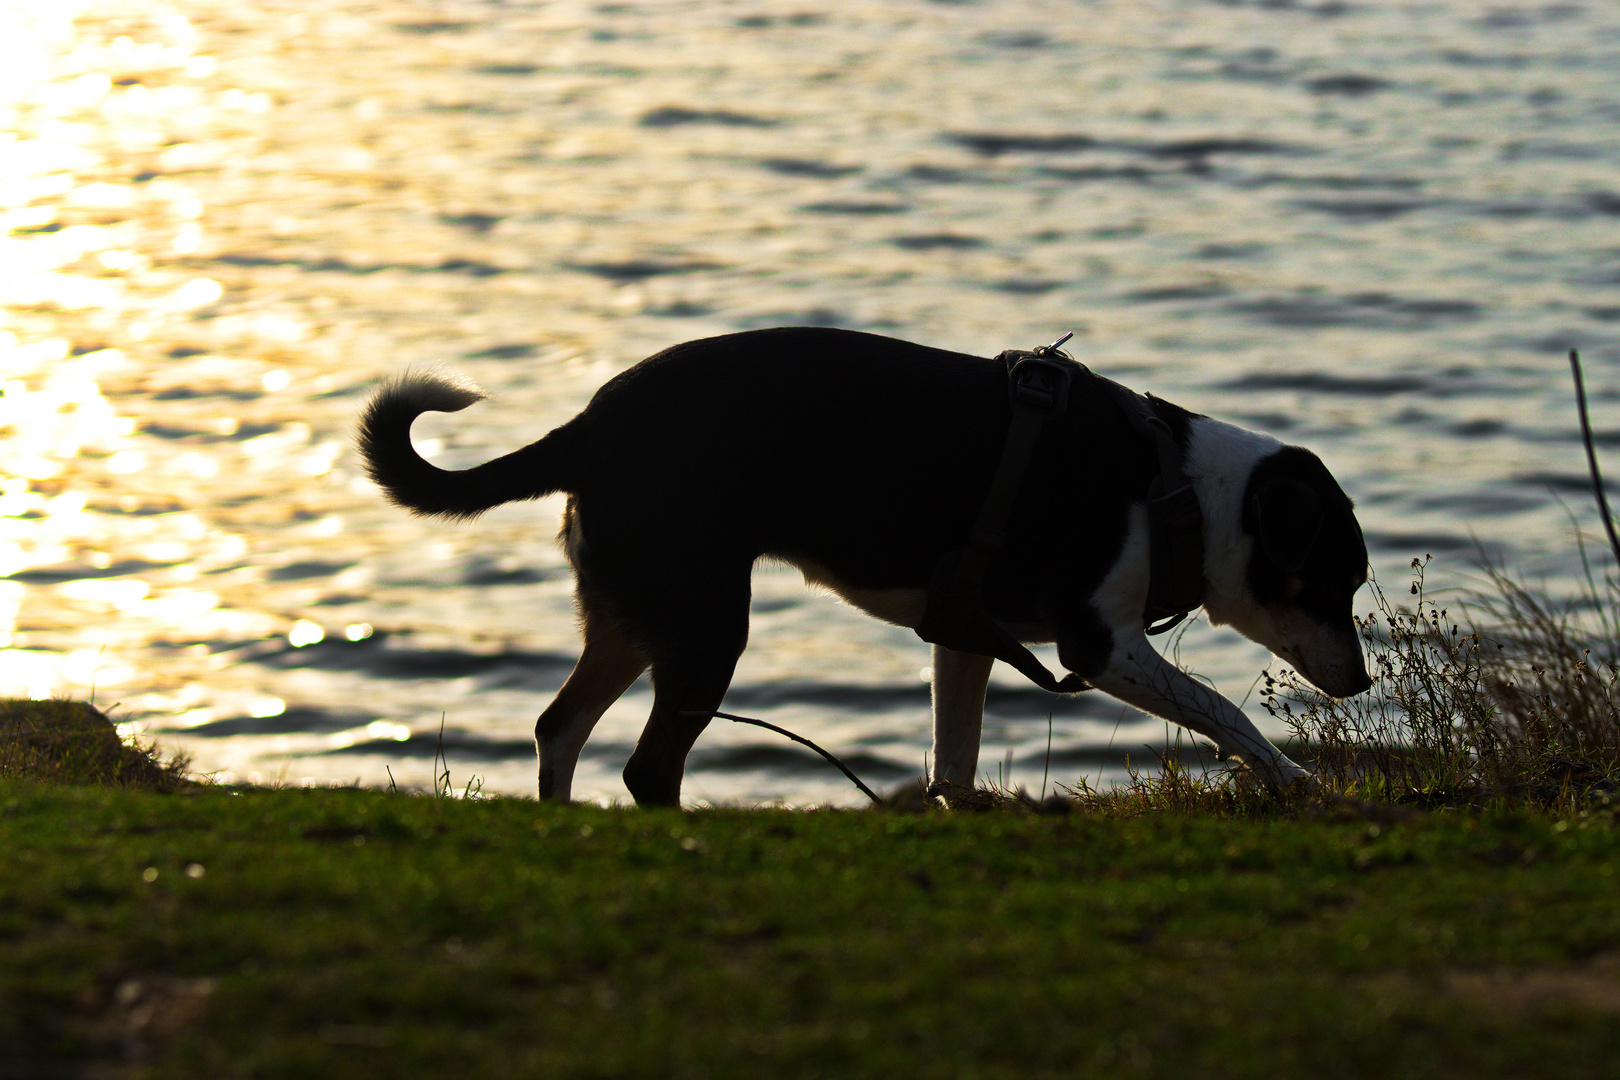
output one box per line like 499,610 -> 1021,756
1188,426 -> 1372,700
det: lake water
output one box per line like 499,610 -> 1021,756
4,0 -> 1619,804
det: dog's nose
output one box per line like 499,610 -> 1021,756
1308,659 -> 1372,700
1342,666 -> 1373,698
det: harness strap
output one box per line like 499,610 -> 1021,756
952,354 -> 1071,589
915,347 -> 1090,694
916,338 -> 1209,694
1097,381 -> 1206,633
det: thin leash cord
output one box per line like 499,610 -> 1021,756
681,710 -> 882,804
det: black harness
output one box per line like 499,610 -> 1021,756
914,336 -> 1206,693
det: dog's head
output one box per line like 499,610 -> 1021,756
1205,446 -> 1371,699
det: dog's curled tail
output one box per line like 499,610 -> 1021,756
356,369 -> 573,520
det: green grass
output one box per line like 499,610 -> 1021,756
0,698 -> 191,791
6,782 -> 1619,1078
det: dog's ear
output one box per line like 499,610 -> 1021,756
1253,478 -> 1323,573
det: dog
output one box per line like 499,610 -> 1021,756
357,326 -> 1371,806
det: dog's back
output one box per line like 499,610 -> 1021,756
359,327 -> 1163,597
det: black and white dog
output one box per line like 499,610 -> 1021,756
357,327 -> 1371,805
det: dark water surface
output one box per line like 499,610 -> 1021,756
4,0 -> 1619,803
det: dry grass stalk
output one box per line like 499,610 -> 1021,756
1473,558 -> 1620,778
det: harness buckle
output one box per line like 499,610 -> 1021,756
1148,478 -> 1202,534
1006,354 -> 1075,418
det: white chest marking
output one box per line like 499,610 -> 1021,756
783,555 -> 929,629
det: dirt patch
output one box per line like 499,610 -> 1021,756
1440,953 -> 1620,1015
1373,953 -> 1620,1017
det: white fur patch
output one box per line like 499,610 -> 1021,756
1089,504 -> 1151,629
787,555 -> 928,629
1181,416 -> 1280,632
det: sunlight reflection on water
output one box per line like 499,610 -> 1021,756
2,0 -> 1619,804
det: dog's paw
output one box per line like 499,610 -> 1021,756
925,780 -> 999,812
1229,752 -> 1316,793
1270,759 -> 1319,792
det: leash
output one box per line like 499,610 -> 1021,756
915,333 -> 1206,693
680,709 -> 882,804
916,334 -> 1090,693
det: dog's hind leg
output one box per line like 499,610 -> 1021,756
927,644 -> 994,796
619,578 -> 751,808
536,605 -> 647,802
621,656 -> 739,807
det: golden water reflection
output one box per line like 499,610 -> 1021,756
1,0 -> 322,742
3,0 -> 1618,801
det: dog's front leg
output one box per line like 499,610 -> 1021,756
1086,631 -> 1310,787
928,644 -> 994,795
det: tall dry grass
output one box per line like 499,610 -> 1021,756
1257,556 -> 1618,807
1055,551 -> 1620,817
1063,351 -> 1620,815
1257,351 -> 1620,808
1471,554 -> 1620,779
